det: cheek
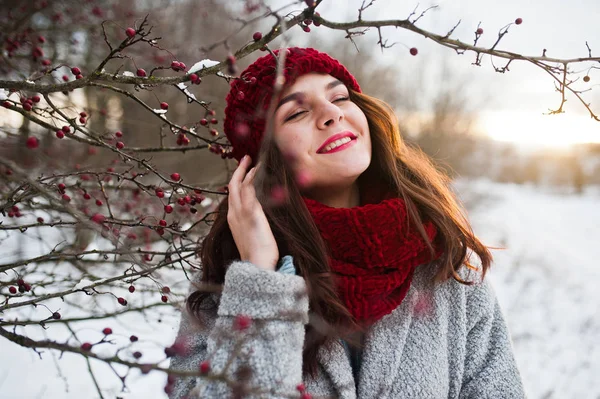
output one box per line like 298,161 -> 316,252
275,128 -> 306,159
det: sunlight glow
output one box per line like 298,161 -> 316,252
478,111 -> 600,148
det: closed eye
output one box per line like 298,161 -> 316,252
285,110 -> 306,122
284,97 -> 349,122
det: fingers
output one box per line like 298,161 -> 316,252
228,155 -> 251,205
228,155 -> 258,211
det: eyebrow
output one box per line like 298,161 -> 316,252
275,79 -> 345,111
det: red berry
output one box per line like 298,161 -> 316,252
116,141 -> 125,149
26,137 -> 39,149
130,335 -> 138,342
253,31 -> 262,41
9,286 -> 17,294
118,297 -> 127,306
52,312 -> 61,320
102,327 -> 113,335
170,172 -> 180,181
76,74 -> 83,80
200,118 -> 208,126
126,27 -> 136,38
410,47 -> 418,56
32,95 -> 41,103
161,295 -> 168,303
115,131 -> 123,137
83,193 -> 91,200
296,383 -> 306,392
41,59 -> 51,66
80,111 -> 87,117
161,286 -> 171,294
71,67 -> 81,75
91,213 -> 105,224
302,25 -> 310,33
236,91 -> 245,100
81,342 -> 92,351
55,130 -> 64,139
210,129 -> 218,136
133,351 -> 142,359
38,36 -> 46,43
62,125 -> 70,133
136,68 -> 147,77
233,314 -> 252,331
159,219 -> 167,227
164,205 -> 173,214
209,109 -> 216,116
476,28 -> 483,35
62,75 -> 69,82
301,393 -> 312,399
58,183 -> 66,191
313,12 -> 321,26
62,194 -> 71,202
210,118 -> 218,124
37,217 -> 44,223
23,103 -> 32,111
129,285 -> 135,293
160,102 -> 169,110
95,199 -> 103,206
156,190 -> 164,198
199,360 -> 210,374
515,18 -> 523,25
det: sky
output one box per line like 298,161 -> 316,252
271,0 -> 600,149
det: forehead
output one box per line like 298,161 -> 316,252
281,72 -> 340,96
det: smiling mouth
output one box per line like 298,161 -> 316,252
318,136 -> 357,154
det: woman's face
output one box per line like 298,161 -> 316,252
272,73 -> 372,197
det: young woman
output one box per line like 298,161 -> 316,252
169,47 -> 526,399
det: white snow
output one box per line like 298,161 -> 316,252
123,71 -> 135,77
187,59 -> 219,74
176,82 -> 197,101
0,88 -> 8,101
0,178 -> 599,398
153,109 -> 168,115
73,278 -> 96,290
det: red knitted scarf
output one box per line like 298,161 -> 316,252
302,193 -> 441,325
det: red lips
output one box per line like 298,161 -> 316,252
317,131 -> 357,153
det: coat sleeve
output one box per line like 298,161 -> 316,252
459,276 -> 527,399
168,259 -> 308,399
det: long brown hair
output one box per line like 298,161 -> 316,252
187,89 -> 492,377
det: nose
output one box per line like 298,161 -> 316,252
317,99 -> 343,129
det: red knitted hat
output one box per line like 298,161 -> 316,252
223,47 -> 361,164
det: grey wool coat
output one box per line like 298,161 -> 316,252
168,259 -> 526,399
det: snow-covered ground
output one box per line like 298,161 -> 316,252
454,178 -> 600,399
1,178 -> 599,398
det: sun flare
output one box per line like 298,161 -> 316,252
478,111 -> 600,148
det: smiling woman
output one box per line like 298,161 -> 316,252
479,110 -> 600,149
272,73 -> 372,208
168,47 -> 526,399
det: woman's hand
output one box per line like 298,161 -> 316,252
227,155 -> 279,272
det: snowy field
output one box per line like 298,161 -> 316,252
1,178 -> 599,398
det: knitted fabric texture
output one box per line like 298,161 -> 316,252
302,195 -> 442,324
223,47 -> 361,164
